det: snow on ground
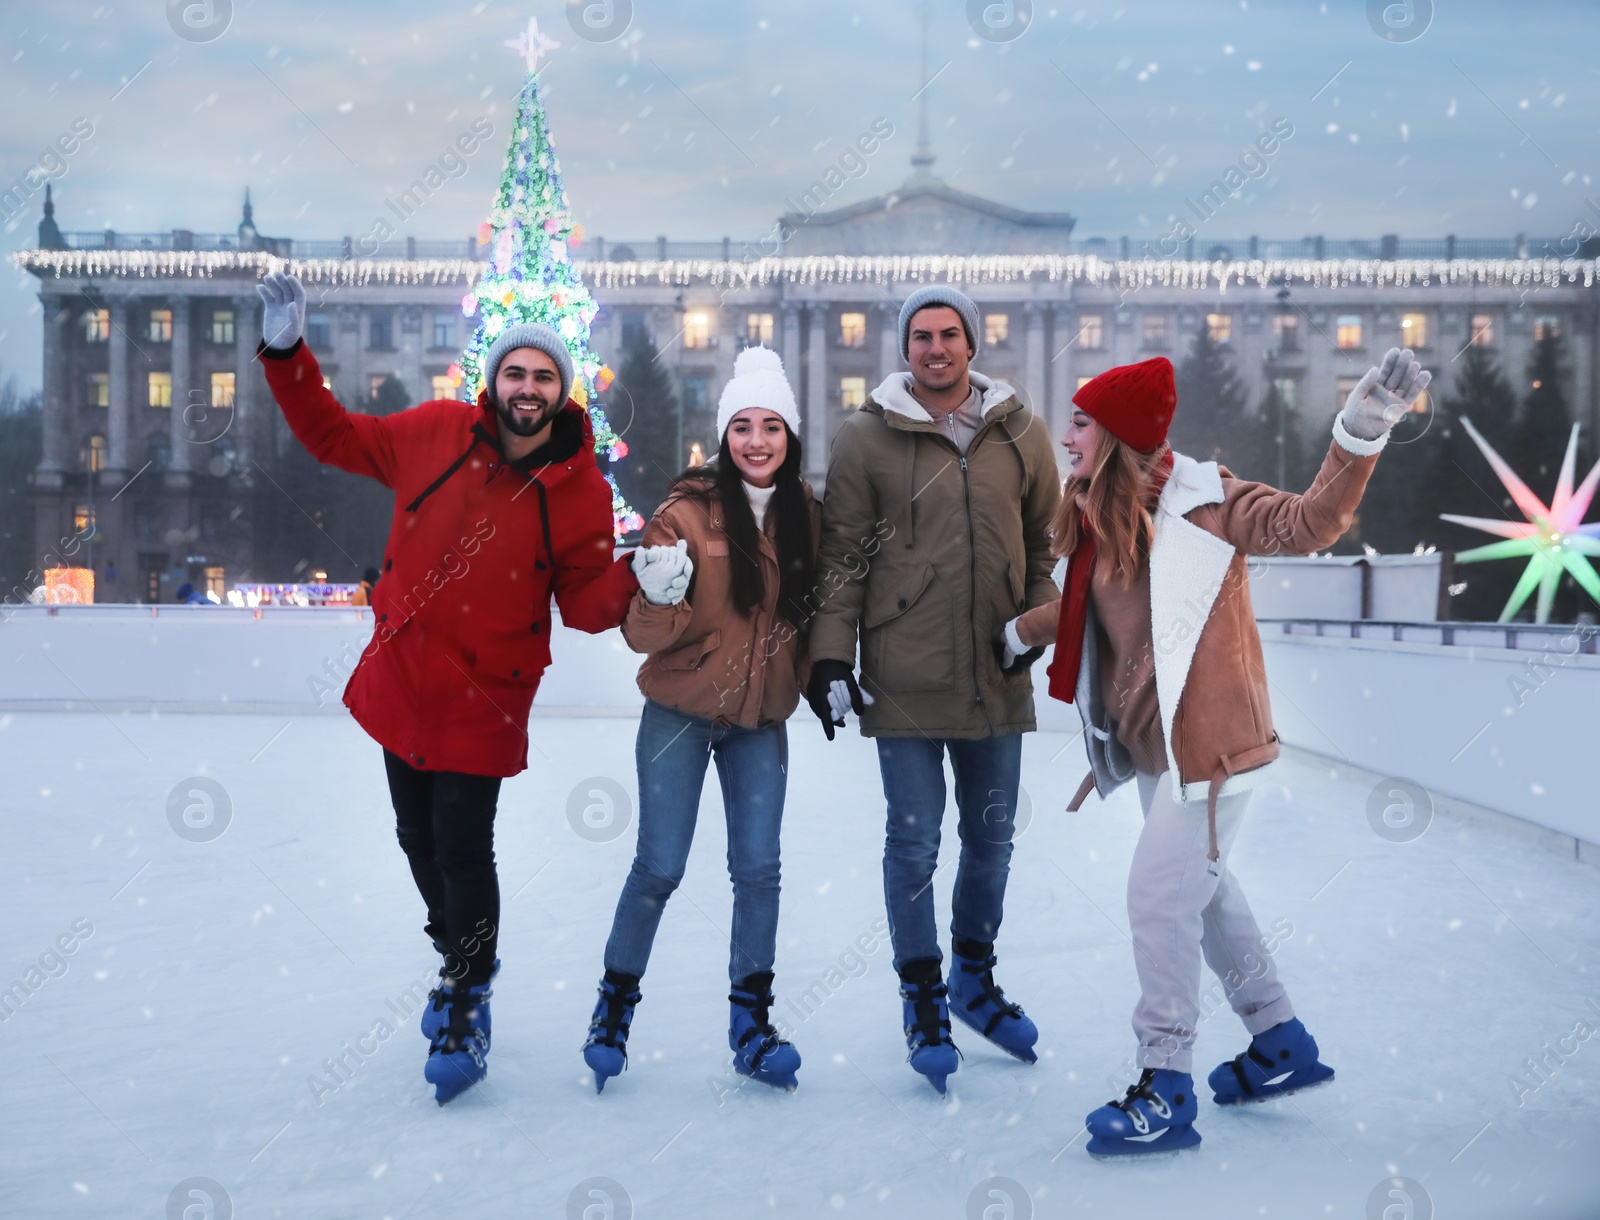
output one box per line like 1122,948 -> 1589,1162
1,708 -> 1596,1219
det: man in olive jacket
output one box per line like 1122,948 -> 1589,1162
806,285 -> 1060,1090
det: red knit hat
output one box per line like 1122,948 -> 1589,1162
1070,356 -> 1176,452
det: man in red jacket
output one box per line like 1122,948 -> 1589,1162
255,270 -> 691,1103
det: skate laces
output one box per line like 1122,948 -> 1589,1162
1108,1069 -> 1173,1135
730,986 -> 791,1067
956,953 -> 1024,1031
901,978 -> 955,1049
431,983 -> 491,1057
586,979 -> 641,1050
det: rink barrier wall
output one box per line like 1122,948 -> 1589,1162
1,606 -> 1592,859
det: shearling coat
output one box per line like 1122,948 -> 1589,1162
810,371 -> 1061,738
1015,419 -> 1387,849
623,479 -> 821,727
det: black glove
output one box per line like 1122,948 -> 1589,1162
805,659 -> 864,742
993,628 -> 1046,675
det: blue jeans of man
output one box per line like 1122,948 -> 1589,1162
604,699 -> 788,985
877,734 -> 1023,973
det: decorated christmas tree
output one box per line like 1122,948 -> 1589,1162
449,17 -> 643,537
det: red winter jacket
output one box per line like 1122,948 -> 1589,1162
260,341 -> 637,777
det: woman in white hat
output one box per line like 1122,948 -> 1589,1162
582,346 -> 820,1094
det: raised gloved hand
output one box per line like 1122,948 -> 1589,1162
994,615 -> 1046,674
1341,347 -> 1432,441
632,538 -> 693,606
256,270 -> 307,351
805,659 -> 874,742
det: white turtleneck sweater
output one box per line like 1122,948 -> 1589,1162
744,480 -> 776,531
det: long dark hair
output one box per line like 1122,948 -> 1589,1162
671,427 -> 815,627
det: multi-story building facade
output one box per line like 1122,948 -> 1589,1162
15,159 -> 1600,602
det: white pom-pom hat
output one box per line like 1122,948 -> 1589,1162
715,345 -> 801,442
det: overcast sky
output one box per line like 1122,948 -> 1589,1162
3,0 -> 1597,390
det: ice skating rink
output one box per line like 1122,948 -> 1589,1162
2,708 -> 1596,1219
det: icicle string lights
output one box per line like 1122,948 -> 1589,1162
16,250 -> 1600,293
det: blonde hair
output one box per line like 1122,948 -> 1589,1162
1050,423 -> 1171,587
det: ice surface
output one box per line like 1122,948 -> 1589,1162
1,710 -> 1596,1219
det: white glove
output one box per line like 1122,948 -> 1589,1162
826,678 -> 875,721
1341,347 -> 1432,441
632,538 -> 693,606
1000,616 -> 1027,667
257,270 -> 307,350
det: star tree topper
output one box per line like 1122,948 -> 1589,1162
506,16 -> 559,74
1440,417 -> 1600,623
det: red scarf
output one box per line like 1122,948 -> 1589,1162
1045,450 -> 1174,704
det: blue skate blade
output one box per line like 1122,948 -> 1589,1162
1213,1063 -> 1334,1106
950,1006 -> 1038,1063
426,1057 -> 486,1105
1086,1124 -> 1201,1158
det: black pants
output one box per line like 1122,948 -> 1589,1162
383,750 -> 503,985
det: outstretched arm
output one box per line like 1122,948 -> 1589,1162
549,476 -> 641,633
1203,347 -> 1432,556
256,271 -> 401,487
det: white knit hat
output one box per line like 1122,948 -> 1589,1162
716,346 -> 801,440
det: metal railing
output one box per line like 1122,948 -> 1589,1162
1260,618 -> 1599,654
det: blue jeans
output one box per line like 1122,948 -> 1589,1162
603,699 -> 788,984
878,734 -> 1023,973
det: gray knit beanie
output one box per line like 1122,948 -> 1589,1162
484,323 -> 575,406
898,286 -> 981,361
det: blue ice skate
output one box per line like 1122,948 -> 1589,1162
1085,1068 -> 1201,1157
947,941 -> 1038,1064
582,971 -> 641,1094
1208,1018 -> 1334,1105
729,971 -> 801,1092
423,978 -> 492,1105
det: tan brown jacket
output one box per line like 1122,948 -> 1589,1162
810,372 -> 1061,738
623,479 -> 820,726
1015,422 -> 1385,853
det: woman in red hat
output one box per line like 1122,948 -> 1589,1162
1000,348 -> 1430,1156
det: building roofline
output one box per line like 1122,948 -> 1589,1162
780,180 -> 1077,231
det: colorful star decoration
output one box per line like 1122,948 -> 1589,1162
1440,417 -> 1600,623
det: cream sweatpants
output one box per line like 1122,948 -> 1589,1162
1127,770 -> 1296,1072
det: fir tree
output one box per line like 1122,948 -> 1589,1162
452,18 -> 641,536
609,327 -> 682,523
0,379 -> 42,596
1172,318 -> 1259,472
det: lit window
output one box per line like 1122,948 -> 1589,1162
1533,315 -> 1561,341
1335,376 -> 1360,411
148,309 -> 173,343
1335,315 -> 1363,349
683,312 -> 712,349
1079,314 -> 1104,350
1141,314 -> 1168,348
1470,314 -> 1494,347
1077,376 -> 1095,391
431,375 -> 455,400
985,313 -> 1010,346
210,310 -> 235,345
1410,388 -> 1430,417
1400,312 -> 1428,348
1273,314 -> 1300,351
747,313 -> 774,345
73,503 -> 96,533
370,375 -> 391,400
306,313 -> 332,349
839,312 -> 867,348
82,310 -> 109,342
148,372 -> 172,408
210,372 -> 236,408
204,567 -> 226,599
88,373 -> 109,408
840,376 -> 867,409
1207,313 -> 1233,344
368,313 -> 393,349
432,313 -> 454,348
82,436 -> 107,473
